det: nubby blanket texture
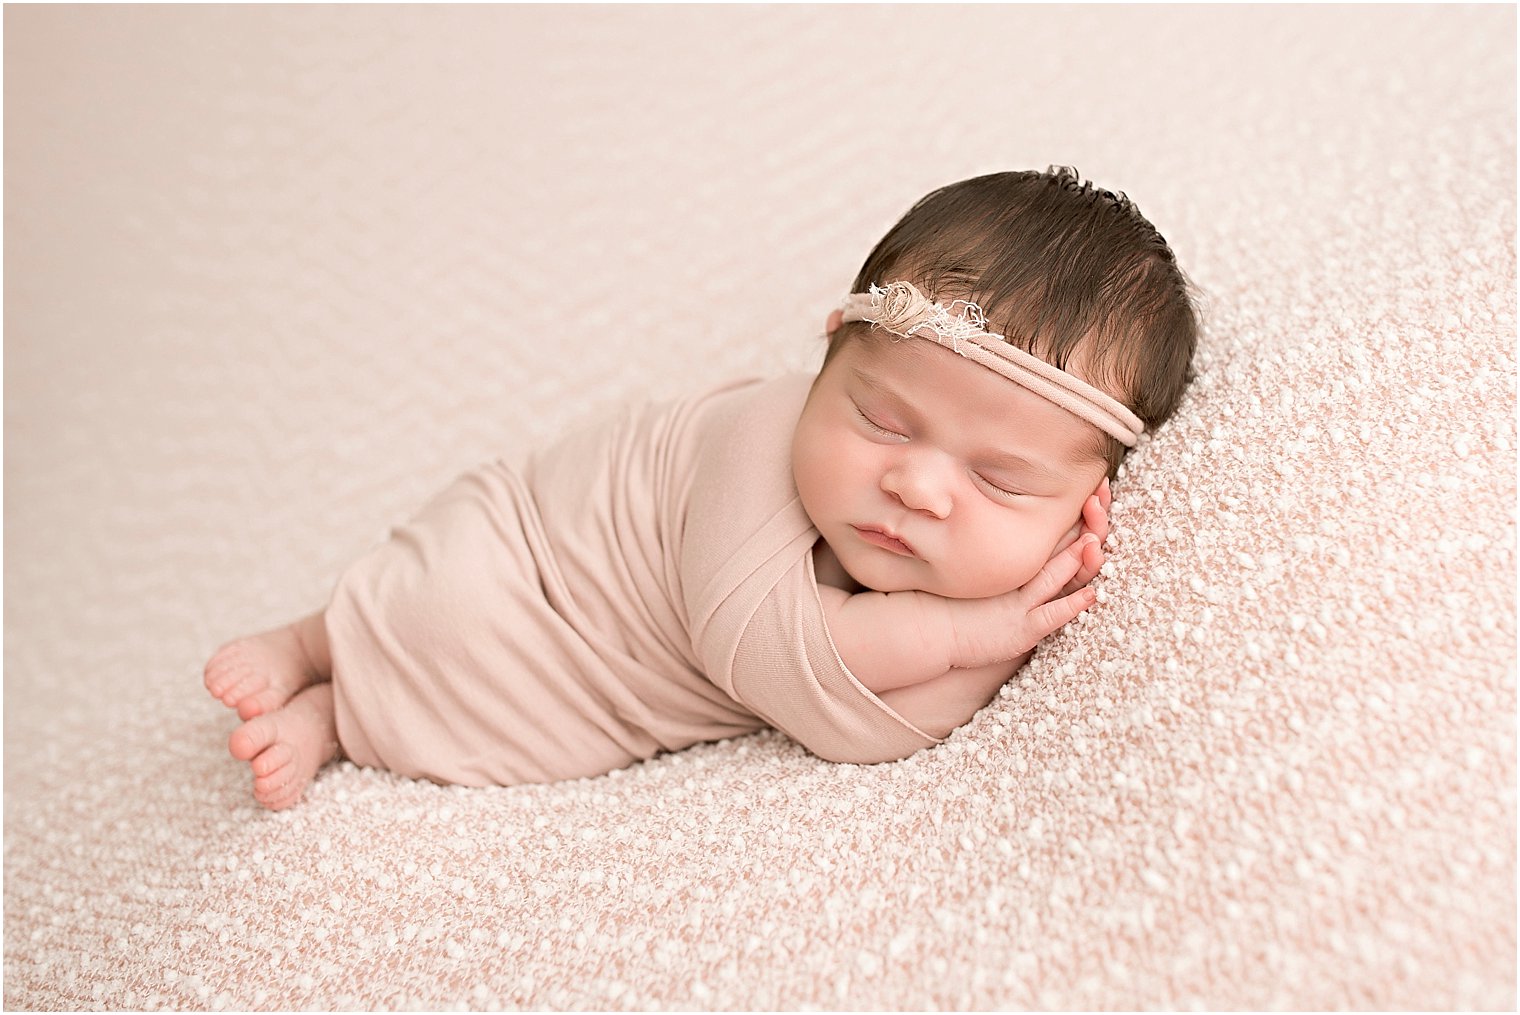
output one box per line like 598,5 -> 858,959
4,5 -> 1514,1010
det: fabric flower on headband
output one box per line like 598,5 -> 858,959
868,281 -> 936,335
859,282 -> 997,353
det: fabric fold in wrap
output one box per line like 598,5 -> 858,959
326,374 -> 941,787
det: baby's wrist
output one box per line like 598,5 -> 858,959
920,592 -> 957,674
939,592 -> 1029,670
909,590 -> 965,671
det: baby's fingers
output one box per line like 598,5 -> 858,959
1027,585 -> 1098,643
1022,534 -> 1093,608
1051,518 -> 1084,557
1082,487 -> 1111,546
1059,536 -> 1105,598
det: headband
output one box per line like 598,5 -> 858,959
838,281 -> 1144,447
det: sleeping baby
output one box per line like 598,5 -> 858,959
204,167 -> 1198,809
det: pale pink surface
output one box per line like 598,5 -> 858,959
5,5 -> 1514,1009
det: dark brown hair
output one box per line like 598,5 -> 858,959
827,167 -> 1198,479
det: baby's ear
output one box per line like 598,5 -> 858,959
824,309 -> 844,337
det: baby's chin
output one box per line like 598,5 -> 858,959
922,579 -> 1029,600
842,561 -> 1028,600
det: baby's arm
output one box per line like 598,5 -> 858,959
874,658 -> 1027,741
819,534 -> 1102,694
820,483 -> 1112,696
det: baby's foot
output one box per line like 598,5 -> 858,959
204,621 -> 320,720
228,683 -> 340,810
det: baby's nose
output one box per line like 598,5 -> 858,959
882,461 -> 951,518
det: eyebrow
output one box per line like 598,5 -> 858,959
853,367 -> 905,406
851,366 -> 1072,485
981,449 -> 1070,486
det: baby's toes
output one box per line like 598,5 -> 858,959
254,771 -> 305,810
203,644 -> 245,698
261,787 -> 305,811
236,685 -> 291,721
253,762 -> 296,800
250,741 -> 295,779
228,714 -> 279,762
222,672 -> 271,712
205,645 -> 270,707
252,746 -> 299,794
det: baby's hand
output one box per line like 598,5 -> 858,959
942,534 -> 1103,670
1050,478 -> 1110,597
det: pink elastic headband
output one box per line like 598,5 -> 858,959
839,281 -> 1144,447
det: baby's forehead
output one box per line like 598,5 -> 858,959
843,336 -> 1108,476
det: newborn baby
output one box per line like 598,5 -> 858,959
204,167 -> 1198,809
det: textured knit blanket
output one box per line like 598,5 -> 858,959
4,5 -> 1514,1009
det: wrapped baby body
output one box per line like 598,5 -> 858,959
325,375 -> 941,786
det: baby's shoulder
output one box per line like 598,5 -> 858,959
694,373 -> 812,441
680,373 -> 814,534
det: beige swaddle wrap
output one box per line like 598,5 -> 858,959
326,374 -> 940,786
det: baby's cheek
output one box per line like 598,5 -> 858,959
1009,552 -> 1046,591
968,549 -> 1041,599
1004,524 -> 1068,590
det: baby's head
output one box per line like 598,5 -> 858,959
823,167 -> 1197,479
793,168 -> 1198,598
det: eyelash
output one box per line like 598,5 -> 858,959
854,407 -> 1025,499
974,473 -> 1024,499
855,407 -> 907,441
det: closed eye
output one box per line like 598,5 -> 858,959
974,472 -> 1026,499
855,407 -> 907,441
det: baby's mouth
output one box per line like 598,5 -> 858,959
852,525 -> 916,557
